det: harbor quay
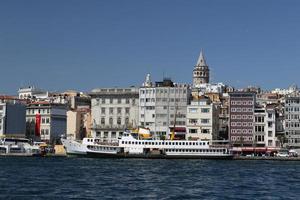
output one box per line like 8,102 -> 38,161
0,51 -> 300,158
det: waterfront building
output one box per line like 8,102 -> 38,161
256,92 -> 282,105
67,107 -> 91,140
219,94 -> 230,140
18,86 -> 48,100
26,102 -> 67,144
284,92 -> 300,148
186,96 -> 219,141
139,76 -> 190,139
0,96 -> 26,137
272,85 -> 299,96
90,87 -> 139,141
229,92 -> 255,147
192,83 -> 226,98
253,105 -> 278,148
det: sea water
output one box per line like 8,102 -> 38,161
0,157 -> 299,199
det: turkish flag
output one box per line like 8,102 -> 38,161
35,113 -> 41,136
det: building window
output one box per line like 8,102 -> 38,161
268,131 -> 272,137
109,108 -> 113,114
268,140 -> 272,146
101,108 -> 105,114
125,108 -> 130,114
109,118 -> 113,125
125,117 -> 129,125
110,99 -> 113,104
126,99 -> 130,104
111,132 -> 116,138
104,132 -> 108,138
117,117 -> 121,125
189,119 -> 198,124
202,129 -> 210,134
101,118 -> 105,125
201,108 -> 210,113
201,119 -> 210,124
117,108 -> 122,114
189,129 -> 197,133
268,122 -> 272,128
117,99 -> 121,104
46,118 -> 50,124
102,98 -> 105,104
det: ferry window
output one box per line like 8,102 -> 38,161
122,141 -> 124,144
176,149 -> 178,152
179,142 -> 181,145
176,142 -> 178,145
162,142 -> 165,145
142,142 -> 144,145
207,142 -> 209,145
139,142 -> 141,145
129,141 -> 131,144
158,142 -> 161,145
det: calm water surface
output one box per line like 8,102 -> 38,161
0,157 -> 299,200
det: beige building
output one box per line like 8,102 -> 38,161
67,108 -> 91,140
186,96 -> 219,141
90,87 -> 139,141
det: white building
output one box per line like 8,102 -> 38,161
18,86 -> 49,100
186,97 -> 219,141
253,105 -> 279,148
192,83 -> 226,96
271,85 -> 299,96
0,97 -> 26,137
284,93 -> 300,148
26,102 -> 67,144
139,76 -> 190,139
90,87 -> 139,141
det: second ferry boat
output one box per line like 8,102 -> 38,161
61,128 -> 233,159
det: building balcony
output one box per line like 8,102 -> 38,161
92,124 -> 129,131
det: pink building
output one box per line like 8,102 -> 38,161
229,92 -> 255,147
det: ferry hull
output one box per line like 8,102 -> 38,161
61,136 -> 233,160
85,152 -> 233,159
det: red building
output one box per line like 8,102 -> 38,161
229,92 -> 255,147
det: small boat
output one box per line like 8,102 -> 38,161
61,129 -> 233,159
0,137 -> 41,156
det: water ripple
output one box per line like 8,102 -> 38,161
0,158 -> 299,199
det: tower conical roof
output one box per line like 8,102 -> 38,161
196,50 -> 207,67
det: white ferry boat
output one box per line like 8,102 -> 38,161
61,130 -> 233,159
0,138 -> 41,156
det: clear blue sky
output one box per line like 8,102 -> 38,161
1,0 -> 300,95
